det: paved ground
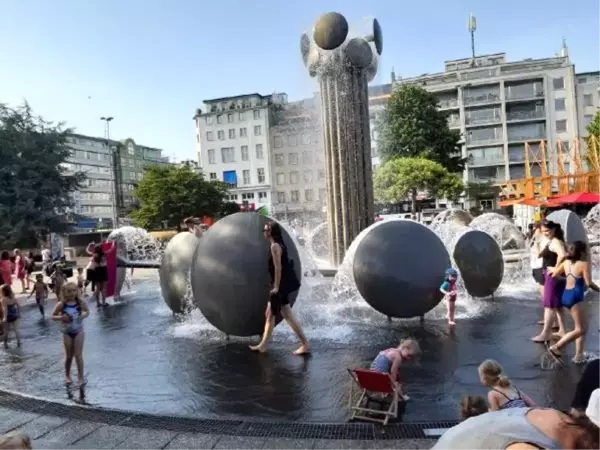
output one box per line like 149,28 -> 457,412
0,405 -> 435,449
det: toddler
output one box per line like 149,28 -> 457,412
370,339 -> 421,401
440,268 -> 458,325
76,267 -> 85,297
28,274 -> 49,317
478,359 -> 536,410
459,395 -> 488,420
1,285 -> 20,348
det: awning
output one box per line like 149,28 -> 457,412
551,192 -> 600,204
498,197 -> 560,208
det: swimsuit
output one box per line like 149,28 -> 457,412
63,303 -> 83,339
440,279 -> 456,302
493,388 -> 528,409
5,304 -> 18,323
540,243 -> 565,309
267,242 -> 300,316
561,264 -> 586,309
370,349 -> 394,373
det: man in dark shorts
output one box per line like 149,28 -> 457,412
571,358 -> 599,415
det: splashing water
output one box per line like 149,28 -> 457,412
583,204 -> 600,239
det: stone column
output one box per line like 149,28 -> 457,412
301,12 -> 382,266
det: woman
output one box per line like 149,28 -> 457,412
13,249 -> 27,293
86,241 -> 115,307
531,220 -> 566,343
431,404 -> 599,449
530,222 -> 546,296
250,222 -> 309,355
547,241 -> 599,363
0,252 -> 12,287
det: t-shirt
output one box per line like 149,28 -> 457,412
41,249 -> 51,263
530,237 -> 548,270
571,359 -> 600,411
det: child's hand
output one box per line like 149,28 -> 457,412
60,314 -> 71,324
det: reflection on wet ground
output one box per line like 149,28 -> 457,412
0,276 -> 597,422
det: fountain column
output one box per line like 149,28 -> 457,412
301,12 -> 382,266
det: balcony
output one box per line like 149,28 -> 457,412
468,155 -> 505,166
505,90 -> 545,102
463,93 -> 501,106
506,109 -> 545,122
438,99 -> 459,109
465,115 -> 502,126
466,136 -> 503,146
448,117 -> 461,128
507,133 -> 545,143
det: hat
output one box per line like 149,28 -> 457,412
445,268 -> 458,278
586,388 -> 600,427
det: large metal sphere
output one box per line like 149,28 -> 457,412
313,12 -> 349,50
453,230 -> 503,298
190,213 -> 302,336
344,38 -> 373,69
353,220 -> 450,318
159,232 -> 199,314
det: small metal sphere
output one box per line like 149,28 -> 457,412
344,38 -> 373,69
313,12 -> 349,50
300,32 -> 311,66
373,18 -> 383,55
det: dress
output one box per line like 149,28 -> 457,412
540,243 -> 565,308
267,241 -> 300,315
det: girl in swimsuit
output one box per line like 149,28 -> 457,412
370,339 -> 421,400
1,284 -> 21,348
479,359 -> 536,410
440,268 -> 458,326
547,241 -> 600,364
51,282 -> 89,387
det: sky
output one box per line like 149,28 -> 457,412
1,0 -> 598,162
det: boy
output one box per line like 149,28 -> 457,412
29,274 -> 49,317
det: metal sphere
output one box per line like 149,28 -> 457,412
313,12 -> 349,50
373,18 -> 383,55
159,232 -> 199,314
344,38 -> 373,69
353,220 -> 450,318
453,230 -> 503,298
546,209 -> 588,246
365,51 -> 379,82
300,32 -> 311,66
190,213 -> 302,337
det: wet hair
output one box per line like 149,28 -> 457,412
184,217 -> 200,226
1,285 -> 13,299
0,251 -> 9,261
267,222 -> 284,243
398,339 -> 421,356
459,395 -> 488,420
541,219 -> 565,242
567,241 -> 588,262
479,359 -> 511,388
0,431 -> 32,449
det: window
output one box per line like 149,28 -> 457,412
276,173 -> 286,185
303,170 -> 313,183
288,153 -> 298,165
242,169 -> 250,185
240,127 -> 247,137
255,143 -> 264,159
228,129 -> 235,139
302,151 -> 312,165
254,125 -> 262,136
553,77 -> 564,90
274,153 -> 284,166
221,147 -> 235,163
287,134 -> 298,146
257,168 -> 265,183
217,115 -> 224,124
207,149 -> 216,164
241,193 -> 255,200
584,94 -> 594,107
205,116 -> 213,125
258,192 -> 267,199
289,171 -> 299,184
554,98 -> 566,111
209,172 -> 217,180
305,189 -> 313,202
274,136 -> 283,148
238,111 -> 245,121
217,130 -> 225,140
227,113 -> 234,123
556,119 -> 567,133
583,115 -> 594,127
317,169 -> 325,180
241,145 -> 249,161
127,145 -> 135,155
277,192 -> 286,204
290,190 -> 299,203
301,133 -> 310,145
253,110 -> 261,120
480,199 -> 494,210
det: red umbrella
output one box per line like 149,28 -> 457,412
552,192 -> 600,204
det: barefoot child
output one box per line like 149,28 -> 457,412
478,359 -> 536,410
1,285 -> 21,348
440,268 -> 458,325
370,339 -> 421,401
28,274 -> 49,317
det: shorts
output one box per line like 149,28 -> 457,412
94,266 -> 108,283
542,269 -> 565,309
269,291 -> 289,316
532,268 -> 545,286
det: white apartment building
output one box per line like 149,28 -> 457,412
575,71 -> 600,137
368,83 -> 392,169
195,93 -> 288,210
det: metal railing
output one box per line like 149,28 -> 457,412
505,90 -> 545,101
507,133 -> 546,142
467,136 -> 503,145
438,99 -> 459,108
466,115 -> 502,125
506,110 -> 545,121
463,93 -> 501,105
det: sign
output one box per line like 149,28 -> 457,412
77,220 -> 97,229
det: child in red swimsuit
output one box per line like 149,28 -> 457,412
440,268 -> 458,326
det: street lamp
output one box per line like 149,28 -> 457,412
100,116 -> 119,229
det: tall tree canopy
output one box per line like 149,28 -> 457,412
374,157 -> 464,213
130,162 -> 229,229
585,110 -> 600,169
0,103 -> 85,247
377,85 -> 465,173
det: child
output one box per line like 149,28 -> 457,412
51,282 -> 89,387
28,274 -> 49,317
478,359 -> 536,410
1,285 -> 21,348
459,395 -> 488,420
50,262 -> 66,301
76,268 -> 85,298
370,339 -> 421,401
440,268 -> 458,325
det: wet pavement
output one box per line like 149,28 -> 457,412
0,275 -> 598,423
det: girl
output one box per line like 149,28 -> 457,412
459,395 -> 488,420
13,249 -> 27,293
440,268 -> 458,325
370,339 -> 421,400
548,241 -> 599,364
532,220 -> 567,343
1,285 -> 21,348
0,252 -> 12,287
51,282 -> 89,387
478,359 -> 536,410
86,241 -> 115,307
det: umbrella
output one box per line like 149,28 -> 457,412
552,192 -> 600,204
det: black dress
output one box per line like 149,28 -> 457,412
268,241 -> 300,315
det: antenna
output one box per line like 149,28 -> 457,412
468,13 -> 477,66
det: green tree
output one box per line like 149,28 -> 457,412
377,85 -> 465,172
0,103 -> 85,247
585,110 -> 600,169
374,157 -> 464,213
130,163 -> 229,229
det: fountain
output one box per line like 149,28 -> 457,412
159,232 -> 199,314
469,213 -> 525,251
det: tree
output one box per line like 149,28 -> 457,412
585,110 -> 600,169
377,84 -> 465,172
0,103 -> 85,247
374,157 -> 464,213
130,163 -> 229,229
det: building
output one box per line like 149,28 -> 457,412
194,93 -> 288,211
389,46 -> 590,209
368,83 -> 393,169
575,71 -> 600,137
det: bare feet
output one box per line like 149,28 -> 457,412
249,344 -> 267,353
448,321 -> 456,326
293,344 -> 310,356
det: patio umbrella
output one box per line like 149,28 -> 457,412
552,192 -> 600,205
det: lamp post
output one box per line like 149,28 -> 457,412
100,116 -> 119,229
